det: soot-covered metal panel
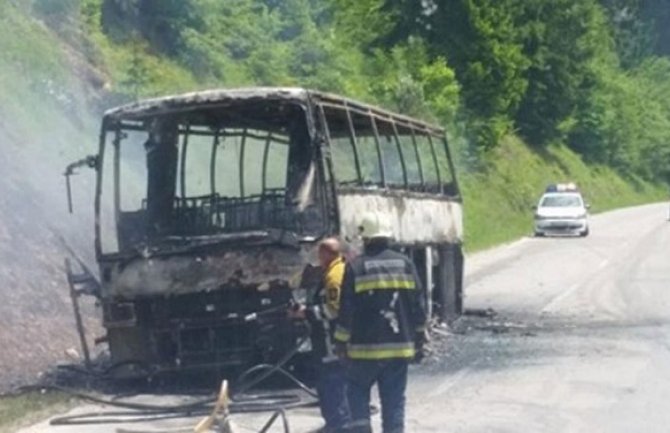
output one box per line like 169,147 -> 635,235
104,87 -> 310,121
102,245 -> 317,298
337,192 -> 463,244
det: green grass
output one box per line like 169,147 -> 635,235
460,135 -> 666,251
0,1 -> 94,159
0,392 -> 76,433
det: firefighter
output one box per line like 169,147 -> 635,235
289,237 -> 351,433
334,212 -> 428,433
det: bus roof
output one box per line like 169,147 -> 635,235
103,87 -> 445,135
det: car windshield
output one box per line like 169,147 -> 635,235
540,195 -> 582,207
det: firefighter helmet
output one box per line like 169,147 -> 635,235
357,212 -> 393,239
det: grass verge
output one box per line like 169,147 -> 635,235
0,392 -> 77,433
460,135 -> 667,252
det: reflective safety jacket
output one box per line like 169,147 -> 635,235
305,256 -> 345,363
334,248 -> 427,360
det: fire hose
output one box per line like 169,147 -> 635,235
7,308 -> 317,432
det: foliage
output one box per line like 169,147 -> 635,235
382,0 -> 530,147
600,0 -> 655,69
119,37 -> 152,99
100,0 -> 202,55
570,56 -> 670,183
20,0 -> 670,187
0,392 -> 76,433
377,0 -> 670,184
32,0 -> 79,18
599,0 -> 670,64
514,0 -> 611,146
365,38 -> 460,124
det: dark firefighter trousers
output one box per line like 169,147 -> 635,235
346,359 -> 409,433
317,360 -> 351,431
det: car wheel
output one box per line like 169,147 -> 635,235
534,231 -> 545,237
579,227 -> 589,237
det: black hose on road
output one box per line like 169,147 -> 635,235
39,323 -> 316,430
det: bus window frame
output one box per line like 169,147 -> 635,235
391,121 -> 409,189
94,126 -> 106,259
409,128 -> 425,185
315,104 -> 340,234
99,120 -> 313,253
261,132 -> 272,192
113,128 -> 122,232
442,135 -> 460,194
238,130 -> 247,198
426,133 -> 442,193
369,115 -> 387,187
209,131 -> 219,197
319,102 -> 458,197
179,124 -> 189,200
344,105 -> 363,186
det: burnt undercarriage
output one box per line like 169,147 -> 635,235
103,281 -> 307,377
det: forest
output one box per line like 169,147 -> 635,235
2,0 -> 669,248
28,0 -> 670,183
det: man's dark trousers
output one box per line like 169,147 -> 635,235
346,359 -> 409,433
316,360 -> 350,431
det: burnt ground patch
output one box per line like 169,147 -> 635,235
416,308 -> 657,379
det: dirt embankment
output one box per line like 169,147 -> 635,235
0,136 -> 101,390
0,103 -> 100,393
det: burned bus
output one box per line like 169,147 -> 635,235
65,88 -> 463,376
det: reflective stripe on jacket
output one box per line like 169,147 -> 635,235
335,248 -> 427,360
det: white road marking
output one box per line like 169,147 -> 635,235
540,259 -> 610,313
505,237 -> 530,251
428,367 -> 473,397
542,283 -> 580,314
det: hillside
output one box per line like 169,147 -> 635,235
0,0 -> 667,388
0,1 -> 101,388
461,138 -> 664,250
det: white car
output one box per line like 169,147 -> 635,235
534,191 -> 589,237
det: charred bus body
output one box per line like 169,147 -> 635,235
73,88 -> 463,376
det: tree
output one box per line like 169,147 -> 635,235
599,0 -> 654,68
119,36 -> 152,99
641,0 -> 670,57
365,38 -> 460,124
101,0 -> 202,55
383,0 -> 530,148
514,0 -> 611,146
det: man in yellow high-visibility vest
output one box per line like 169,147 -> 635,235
291,238 -> 350,432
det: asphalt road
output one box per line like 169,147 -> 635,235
409,202 -> 670,433
18,202 -> 670,433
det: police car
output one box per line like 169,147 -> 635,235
533,183 -> 590,237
